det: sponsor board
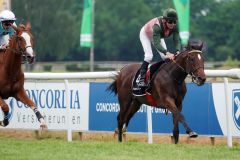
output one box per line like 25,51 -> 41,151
0,81 -> 239,137
212,83 -> 240,136
233,89 -> 240,131
89,83 -> 223,135
0,81 -> 89,131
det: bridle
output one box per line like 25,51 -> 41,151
172,50 -> 204,83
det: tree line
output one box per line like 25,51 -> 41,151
12,0 -> 240,62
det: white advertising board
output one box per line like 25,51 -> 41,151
0,81 -> 89,131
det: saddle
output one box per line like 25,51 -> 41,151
132,61 -> 166,96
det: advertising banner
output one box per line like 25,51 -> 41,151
212,83 -> 240,136
89,82 -> 240,136
0,81 -> 89,131
1,81 -> 239,137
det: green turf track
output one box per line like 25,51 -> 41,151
0,137 -> 239,160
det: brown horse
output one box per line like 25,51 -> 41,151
0,23 -> 47,129
108,41 -> 206,144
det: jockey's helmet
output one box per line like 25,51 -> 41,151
163,8 -> 178,21
0,10 -> 16,22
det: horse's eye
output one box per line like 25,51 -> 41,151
189,58 -> 196,64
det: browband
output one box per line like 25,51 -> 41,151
188,50 -> 202,54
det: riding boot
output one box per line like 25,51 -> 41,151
138,61 -> 149,87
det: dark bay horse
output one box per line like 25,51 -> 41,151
108,42 -> 206,144
0,23 -> 47,129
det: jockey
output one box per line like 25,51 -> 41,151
0,10 -> 17,50
138,8 -> 180,87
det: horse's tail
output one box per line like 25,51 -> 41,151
107,79 -> 118,95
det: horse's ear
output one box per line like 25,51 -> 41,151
186,40 -> 192,50
26,22 -> 31,30
200,42 -> 203,51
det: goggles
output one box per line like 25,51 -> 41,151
166,20 -> 176,24
2,20 -> 14,26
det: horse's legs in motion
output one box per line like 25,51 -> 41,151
172,107 -> 198,142
15,89 -> 47,129
0,97 -> 10,126
124,99 -> 141,129
177,112 -> 198,137
117,98 -> 141,142
117,96 -> 132,142
172,115 -> 179,144
163,99 -> 197,143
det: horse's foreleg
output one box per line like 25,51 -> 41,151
16,89 -> 47,129
0,97 -> 9,127
172,115 -> 179,144
176,111 -> 198,138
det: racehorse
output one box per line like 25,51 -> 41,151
108,41 -> 206,144
0,23 -> 47,129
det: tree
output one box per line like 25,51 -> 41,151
190,0 -> 240,61
94,0 -> 154,61
12,0 -> 81,61
11,0 -> 240,62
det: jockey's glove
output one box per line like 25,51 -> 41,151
165,52 -> 175,60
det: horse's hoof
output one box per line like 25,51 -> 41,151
3,119 -> 9,126
189,131 -> 198,138
0,119 -> 9,127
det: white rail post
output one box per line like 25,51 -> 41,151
223,77 -> 232,147
64,79 -> 72,142
147,106 -> 153,144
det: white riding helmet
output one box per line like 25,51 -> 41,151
0,10 -> 16,21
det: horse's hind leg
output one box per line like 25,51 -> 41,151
124,99 -> 141,129
0,97 -> 10,126
117,99 -> 141,142
15,89 -> 47,129
117,94 -> 134,142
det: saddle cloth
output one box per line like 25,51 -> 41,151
132,61 -> 165,96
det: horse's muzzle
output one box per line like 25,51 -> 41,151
27,55 -> 35,64
23,54 -> 35,64
194,76 -> 206,86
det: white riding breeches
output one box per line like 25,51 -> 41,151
0,34 -> 10,48
139,27 -> 168,62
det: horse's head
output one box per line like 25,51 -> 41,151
184,41 -> 206,86
11,22 -> 35,64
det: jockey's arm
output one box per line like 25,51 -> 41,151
9,22 -> 17,37
152,25 -> 167,54
173,26 -> 181,53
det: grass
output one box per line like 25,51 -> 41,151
0,136 -> 239,160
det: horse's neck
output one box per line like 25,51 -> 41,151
4,48 -> 22,77
164,57 -> 188,84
